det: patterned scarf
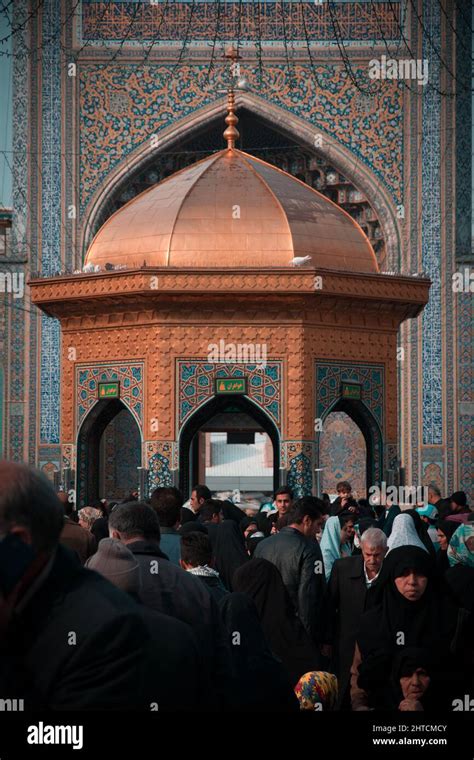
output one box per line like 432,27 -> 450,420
447,524 -> 474,568
187,565 -> 220,578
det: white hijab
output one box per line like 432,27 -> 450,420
387,513 -> 428,554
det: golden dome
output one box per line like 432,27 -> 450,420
85,149 -> 378,273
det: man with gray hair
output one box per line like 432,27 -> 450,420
323,525 -> 388,709
0,460 -> 179,710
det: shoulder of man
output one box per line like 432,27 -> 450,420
332,554 -> 363,575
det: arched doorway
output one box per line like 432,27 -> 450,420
179,395 -> 280,501
318,398 -> 383,497
77,399 -> 142,506
319,411 -> 367,499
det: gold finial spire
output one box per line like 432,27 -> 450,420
223,46 -> 240,150
224,89 -> 239,149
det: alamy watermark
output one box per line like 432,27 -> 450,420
207,340 -> 267,369
0,271 -> 24,299
452,695 -> 474,711
27,722 -> 83,750
452,267 -> 474,293
368,55 -> 429,86
368,483 -> 429,506
0,697 -> 24,711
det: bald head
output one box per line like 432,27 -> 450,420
0,460 -> 64,553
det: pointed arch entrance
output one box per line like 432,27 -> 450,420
319,411 -> 367,498
77,399 -> 142,506
318,398 -> 383,496
179,394 -> 280,500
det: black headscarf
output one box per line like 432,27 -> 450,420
240,516 -> 258,536
232,558 -> 320,686
240,513 -> 271,538
246,533 -> 266,557
436,519 -> 459,543
357,546 -> 454,659
219,592 -> 273,660
388,646 -> 457,712
435,520 -> 459,575
218,593 -> 298,712
390,647 -> 436,710
445,564 -> 474,612
213,520 -> 249,591
221,500 -> 246,524
179,521 -> 208,536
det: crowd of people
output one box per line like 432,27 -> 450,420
0,461 -> 473,712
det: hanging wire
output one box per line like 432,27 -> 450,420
434,0 -> 473,60
205,0 -> 222,85
278,0 -> 295,90
235,0 -> 244,59
299,0 -> 328,90
383,0 -> 460,97
171,0 -> 197,76
453,0 -> 473,33
251,0 -> 265,86
368,0 -> 422,96
369,0 -> 460,98
64,0 -> 114,69
324,0 -> 380,95
99,2 -> 143,68
407,0 -> 471,93
0,0 -> 43,46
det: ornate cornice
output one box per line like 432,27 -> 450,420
30,267 -> 429,325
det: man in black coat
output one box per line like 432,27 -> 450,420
86,537 -> 212,709
254,496 -> 326,645
0,461 -> 188,710
108,501 -> 233,702
376,501 -> 401,537
324,527 -> 387,708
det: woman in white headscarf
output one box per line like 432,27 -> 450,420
320,514 -> 355,580
387,513 -> 428,554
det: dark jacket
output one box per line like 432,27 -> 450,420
91,516 -> 109,544
330,496 -> 359,517
221,501 -> 246,524
1,545 -> 181,709
130,600 -> 213,709
376,505 -> 401,537
197,574 -> 229,604
204,522 -> 219,552
254,527 -> 326,644
159,527 -> 181,565
127,539 -> 233,700
59,517 -> 96,564
180,506 -> 198,525
325,555 -> 378,707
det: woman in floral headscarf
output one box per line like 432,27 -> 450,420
294,671 -> 338,711
77,506 -> 102,532
447,523 -> 474,568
